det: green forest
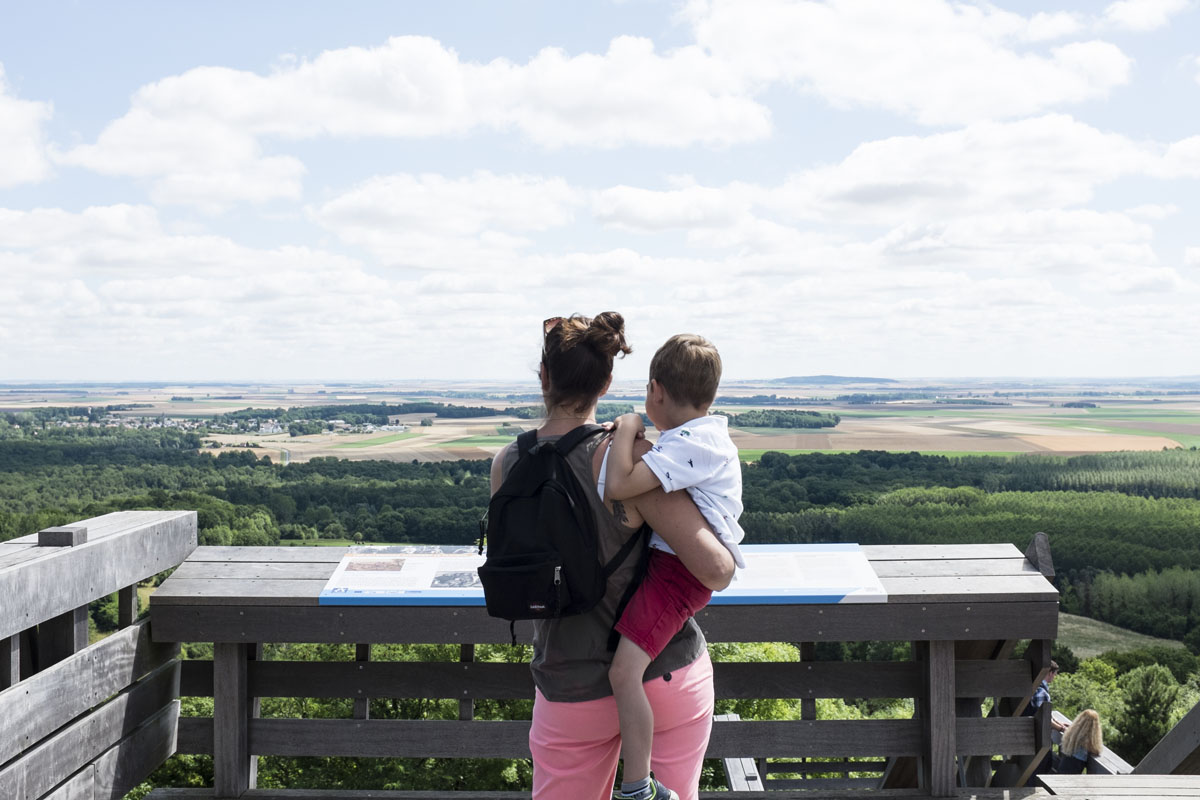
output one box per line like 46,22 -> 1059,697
4,412 -> 1200,790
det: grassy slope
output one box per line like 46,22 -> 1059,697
1057,612 -> 1186,659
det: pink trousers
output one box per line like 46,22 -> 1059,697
529,650 -> 714,800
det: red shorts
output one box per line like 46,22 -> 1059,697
615,549 -> 713,659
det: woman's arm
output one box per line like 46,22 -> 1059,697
635,488 -> 735,590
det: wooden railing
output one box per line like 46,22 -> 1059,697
0,511 -> 197,800
145,541 -> 1060,797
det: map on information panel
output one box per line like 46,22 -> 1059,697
318,543 -> 886,606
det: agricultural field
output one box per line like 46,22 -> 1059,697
6,379 -> 1200,463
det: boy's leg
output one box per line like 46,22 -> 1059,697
610,635 -> 656,782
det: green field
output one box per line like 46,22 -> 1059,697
731,427 -> 842,436
1056,612 -> 1187,659
438,435 -> 517,448
735,449 -> 1023,462
334,432 -> 423,449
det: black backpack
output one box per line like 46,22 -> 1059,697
477,424 -> 646,628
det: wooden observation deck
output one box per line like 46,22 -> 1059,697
5,511 -> 1194,800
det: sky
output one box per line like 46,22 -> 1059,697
1,0 -> 1198,383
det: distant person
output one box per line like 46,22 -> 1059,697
490,313 -> 735,800
1023,659 -> 1068,774
1056,709 -> 1103,774
604,333 -> 746,800
1024,660 -> 1068,730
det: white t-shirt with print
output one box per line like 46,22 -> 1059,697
640,414 -> 745,569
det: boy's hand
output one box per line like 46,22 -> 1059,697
615,413 -> 645,437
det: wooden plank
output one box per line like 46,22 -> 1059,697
6,509 -> 179,544
457,644 -> 472,722
40,767 -> 95,800
0,619 -> 177,765
184,546 -> 348,563
153,579 -> 327,606
872,558 -> 1038,578
170,561 -> 336,581
1042,773 -> 1200,794
214,642 -> 253,798
921,640 -> 956,796
143,789 -> 1057,800
182,659 -> 990,702
151,600 -> 1060,645
0,511 -> 197,640
879,575 -> 1057,603
0,659 -> 178,800
187,718 -> 933,759
1133,697 -> 1200,775
144,790 -> 1055,800
862,543 -> 1024,561
0,543 -> 41,571
92,700 -> 180,800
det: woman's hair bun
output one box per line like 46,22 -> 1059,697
586,311 -> 632,358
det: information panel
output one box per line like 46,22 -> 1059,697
319,543 -> 886,606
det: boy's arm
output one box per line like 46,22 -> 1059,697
605,413 -> 662,500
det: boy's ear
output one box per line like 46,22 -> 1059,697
648,378 -> 664,404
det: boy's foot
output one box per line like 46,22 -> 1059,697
613,774 -> 679,800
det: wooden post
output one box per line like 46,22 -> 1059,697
459,643 -> 475,721
799,642 -> 816,721
355,643 -> 371,720
39,605 -> 89,668
0,634 -> 17,689
118,584 -> 138,628
214,642 -> 253,798
920,640 -> 957,797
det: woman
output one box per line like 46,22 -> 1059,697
490,312 -> 735,800
1056,709 -> 1103,774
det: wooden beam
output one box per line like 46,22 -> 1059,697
0,659 -> 178,799
151,600 -> 1060,645
39,605 -> 89,668
919,640 -> 956,796
213,643 -> 253,798
353,643 -> 371,720
118,584 -> 138,628
458,644 -> 473,721
0,510 -> 197,640
0,619 -> 176,765
1135,696 -> 1200,775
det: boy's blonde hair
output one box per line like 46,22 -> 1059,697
649,334 -> 722,409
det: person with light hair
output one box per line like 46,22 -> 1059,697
1057,709 -> 1103,774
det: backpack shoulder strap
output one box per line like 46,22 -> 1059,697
554,423 -> 605,456
516,429 -> 539,459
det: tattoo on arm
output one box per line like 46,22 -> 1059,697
611,500 -> 629,525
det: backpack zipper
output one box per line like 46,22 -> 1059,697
554,566 -> 562,585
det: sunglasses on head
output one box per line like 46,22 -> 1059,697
543,316 -> 565,336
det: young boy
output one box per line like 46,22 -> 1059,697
605,333 -> 745,800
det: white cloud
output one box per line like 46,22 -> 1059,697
1125,203 -> 1179,219
683,0 -> 1132,125
1102,0 -> 1189,32
1186,247 -> 1200,267
308,171 -> 583,269
58,36 -> 770,209
593,182 -> 749,230
0,64 -> 53,187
